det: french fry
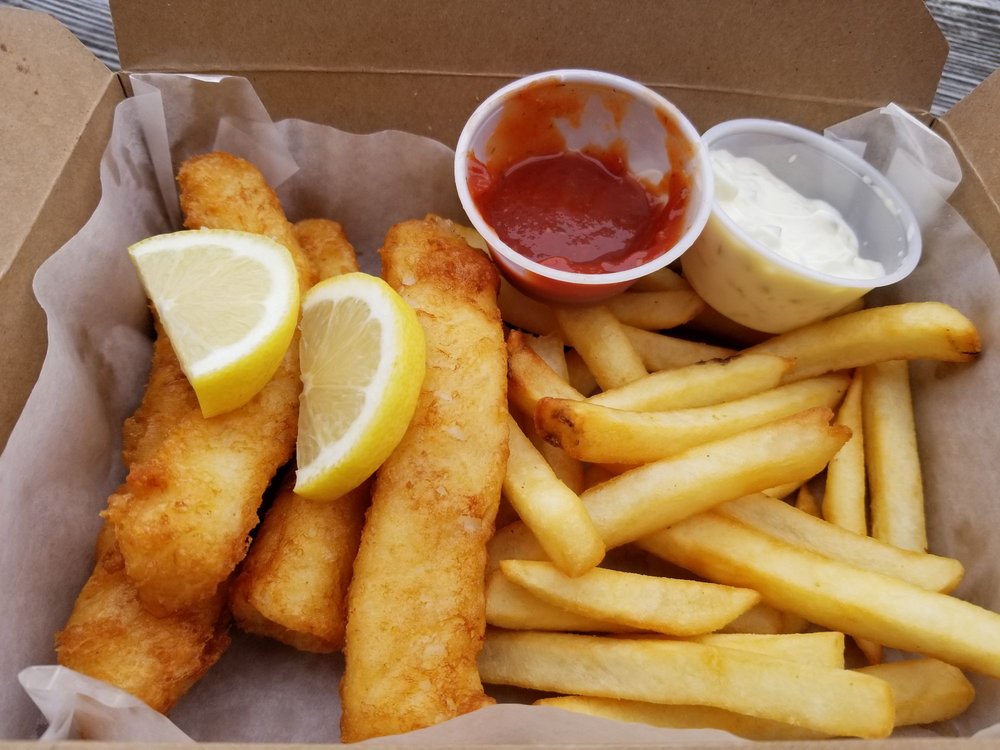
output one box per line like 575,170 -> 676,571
794,483 -> 822,518
498,278 -> 557,334
564,349 -> 599,396
507,330 -> 583,417
506,333 -> 587,492
715,494 -> 963,592
539,374 -> 848,464
689,631 -> 845,668
479,630 -> 894,738
627,266 -> 690,292
553,305 -> 647,389
718,603 -> 807,635
605,290 -> 705,330
857,659 -> 975,726
525,333 -> 569,381
500,560 -> 760,636
760,481 -> 803,500
588,353 -> 793,411
622,325 -> 735,371
640,512 -> 1000,678
863,360 -> 926,551
824,370 -> 867,534
535,696 -> 826,741
485,570 -> 629,632
746,302 -> 981,382
489,408 -> 849,566
503,416 -> 604,577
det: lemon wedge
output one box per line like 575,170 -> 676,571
128,229 -> 300,418
294,272 -> 426,501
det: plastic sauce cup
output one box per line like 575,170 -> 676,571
681,118 -> 922,333
455,69 -> 714,305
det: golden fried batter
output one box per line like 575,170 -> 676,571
56,523 -> 230,714
339,218 -> 509,742
104,152 -> 310,614
229,218 -> 367,653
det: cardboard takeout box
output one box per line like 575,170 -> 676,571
2,0 -> 1000,746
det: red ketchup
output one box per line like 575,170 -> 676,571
467,79 -> 692,276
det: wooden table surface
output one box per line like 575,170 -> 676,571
5,0 -> 1000,114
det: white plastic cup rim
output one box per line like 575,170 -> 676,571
454,69 -> 715,287
702,118 -> 922,290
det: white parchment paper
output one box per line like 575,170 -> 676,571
2,74 -> 1000,743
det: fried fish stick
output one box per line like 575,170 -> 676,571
56,523 -> 230,714
230,218 -> 366,653
230,471 -> 369,652
105,152 -> 311,614
340,218 -> 508,742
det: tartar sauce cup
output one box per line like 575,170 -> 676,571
681,118 -> 922,333
454,69 -> 714,305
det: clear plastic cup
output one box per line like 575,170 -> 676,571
454,69 -> 714,305
681,118 -> 922,333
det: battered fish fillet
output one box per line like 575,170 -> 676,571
340,218 -> 509,742
229,470 -> 369,652
104,152 -> 314,615
230,218 -> 368,653
56,523 -> 230,714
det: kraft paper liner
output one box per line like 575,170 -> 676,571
1,73 -> 999,742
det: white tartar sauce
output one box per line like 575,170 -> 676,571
711,150 -> 885,279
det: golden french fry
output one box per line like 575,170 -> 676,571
485,570 -> 629,632
824,370 -> 867,534
623,325 -> 736,371
760,481 -> 803,500
507,330 -> 583,418
525,333 -> 569,381
588,353 -> 793,411
628,266 -> 690,292
564,349 -> 599,396
605,290 -> 704,330
746,302 -> 981,382
498,278 -> 557,334
857,659 -> 975,727
520,417 -> 586,494
718,602 -> 806,635
688,303 -> 771,347
553,305 -> 647,390
489,408 -> 849,565
690,631 -> 845,668
640,512 -> 1000,679
863,360 -> 926,551
501,560 -> 759,636
540,374 -> 848,464
715,494 -> 963,592
503,416 -> 604,577
794,483 -> 822,518
535,695 -> 827,741
854,636 -> 884,666
479,630 -> 894,738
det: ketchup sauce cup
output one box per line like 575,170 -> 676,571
681,119 -> 922,333
455,70 -> 713,305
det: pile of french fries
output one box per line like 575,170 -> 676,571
472,251 -> 992,740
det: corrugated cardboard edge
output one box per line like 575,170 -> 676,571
0,8 -> 124,452
936,69 -> 1000,264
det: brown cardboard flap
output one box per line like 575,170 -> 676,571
0,8 -> 123,450
939,69 -> 1000,264
111,0 -> 947,136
